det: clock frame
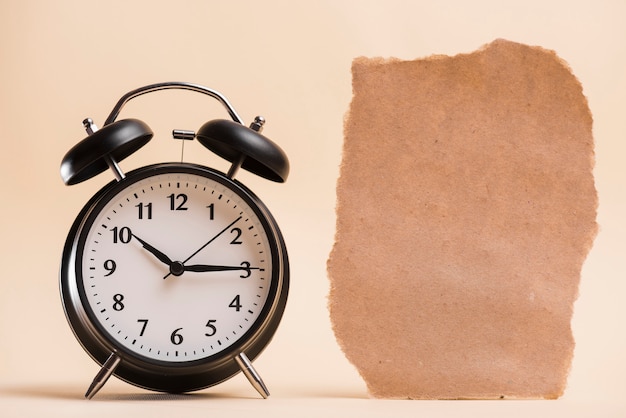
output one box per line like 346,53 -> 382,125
59,82 -> 290,399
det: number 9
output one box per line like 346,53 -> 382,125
104,259 -> 116,276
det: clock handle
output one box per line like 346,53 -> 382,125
103,82 -> 244,126
84,352 -> 122,400
235,352 -> 270,399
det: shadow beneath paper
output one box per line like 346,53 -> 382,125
278,386 -> 369,399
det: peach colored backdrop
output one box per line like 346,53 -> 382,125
0,1 -> 624,416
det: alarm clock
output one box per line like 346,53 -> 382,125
59,82 -> 289,399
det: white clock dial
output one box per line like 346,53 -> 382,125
78,169 -> 275,363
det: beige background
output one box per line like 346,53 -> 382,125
0,0 -> 624,416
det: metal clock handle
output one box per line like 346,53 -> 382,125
75,82 -> 248,184
103,81 -> 244,126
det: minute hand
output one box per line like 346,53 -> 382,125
184,261 -> 259,278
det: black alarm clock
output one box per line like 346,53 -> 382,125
59,82 -> 289,399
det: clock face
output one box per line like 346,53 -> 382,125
74,165 -> 280,365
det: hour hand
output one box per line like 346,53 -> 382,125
132,234 -> 173,266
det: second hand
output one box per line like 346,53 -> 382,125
163,215 -> 242,280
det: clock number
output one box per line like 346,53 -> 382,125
170,328 -> 184,345
239,261 -> 252,279
135,202 -> 152,220
112,294 -> 125,311
207,203 -> 215,220
137,319 -> 148,336
103,259 -> 116,276
111,226 -> 132,244
167,193 -> 188,211
205,319 -> 217,337
229,295 -> 242,312
230,227 -> 243,245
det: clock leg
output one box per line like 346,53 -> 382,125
84,352 -> 121,399
235,352 -> 270,399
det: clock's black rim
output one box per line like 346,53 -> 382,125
60,163 -> 289,393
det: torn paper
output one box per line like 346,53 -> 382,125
327,39 -> 597,399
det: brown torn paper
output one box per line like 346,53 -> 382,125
327,39 -> 597,399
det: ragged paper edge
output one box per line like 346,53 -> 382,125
328,38 -> 598,400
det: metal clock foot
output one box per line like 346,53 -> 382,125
235,352 -> 270,399
85,352 -> 121,399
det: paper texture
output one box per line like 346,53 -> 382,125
327,39 -> 597,399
